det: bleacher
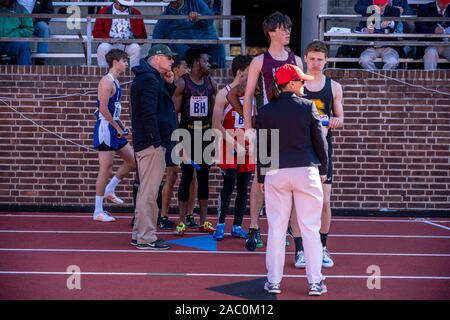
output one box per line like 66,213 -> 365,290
1,1 -> 245,66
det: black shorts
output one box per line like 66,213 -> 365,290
96,141 -> 128,152
165,143 -> 178,167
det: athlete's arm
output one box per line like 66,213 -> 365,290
329,80 -> 344,129
212,88 -> 227,137
172,77 -> 185,114
98,77 -> 124,136
243,55 -> 263,130
225,82 -> 245,117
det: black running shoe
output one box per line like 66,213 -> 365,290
136,239 -> 170,250
185,214 -> 199,229
159,216 -> 175,230
245,228 -> 258,251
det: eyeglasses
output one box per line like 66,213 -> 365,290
292,79 -> 305,84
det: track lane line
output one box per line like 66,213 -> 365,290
0,270 -> 449,280
0,248 -> 449,257
0,229 -> 449,239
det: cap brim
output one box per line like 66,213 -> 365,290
301,74 -> 315,81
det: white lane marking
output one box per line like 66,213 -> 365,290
1,213 -> 449,224
418,219 -> 450,231
0,270 -> 449,280
0,248 -> 449,257
0,229 -> 449,239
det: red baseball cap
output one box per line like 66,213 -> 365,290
439,0 -> 450,5
274,64 -> 314,85
373,0 -> 389,5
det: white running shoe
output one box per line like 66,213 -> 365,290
322,247 -> 334,268
294,250 -> 306,269
105,193 -> 124,205
93,211 -> 116,222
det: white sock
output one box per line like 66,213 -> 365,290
105,176 -> 121,195
94,196 -> 104,214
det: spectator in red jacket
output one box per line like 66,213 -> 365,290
93,0 -> 147,68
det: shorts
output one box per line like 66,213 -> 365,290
165,142 -> 178,167
324,137 -> 333,185
96,141 -> 128,152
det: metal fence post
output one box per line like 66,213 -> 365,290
86,16 -> 92,66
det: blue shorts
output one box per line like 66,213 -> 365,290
165,143 -> 178,167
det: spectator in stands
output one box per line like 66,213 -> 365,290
18,0 -> 54,65
203,0 -> 221,15
0,0 -> 33,65
416,0 -> 450,70
93,0 -> 147,68
153,0 -> 226,68
355,0 -> 402,69
354,0 -> 413,16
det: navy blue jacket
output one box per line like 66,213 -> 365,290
415,1 -> 450,33
256,92 -> 328,184
131,59 -> 177,152
415,1 -> 450,58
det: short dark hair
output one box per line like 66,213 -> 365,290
304,40 -> 328,58
172,57 -> 186,69
185,48 -> 208,68
262,12 -> 292,44
231,55 -> 253,77
105,49 -> 128,68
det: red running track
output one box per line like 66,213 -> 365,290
0,212 -> 449,300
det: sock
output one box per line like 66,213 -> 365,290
105,176 -> 121,194
320,233 -> 328,248
94,196 -> 104,214
294,237 -> 303,252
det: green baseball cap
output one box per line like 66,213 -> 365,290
147,45 -> 179,58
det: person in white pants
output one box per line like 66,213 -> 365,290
256,64 -> 329,296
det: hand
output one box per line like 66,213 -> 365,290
320,175 -> 327,183
395,6 -> 404,15
259,183 -> 264,193
189,12 -> 200,22
381,20 -> 393,29
435,25 -> 445,34
116,128 -> 127,138
363,27 -> 374,34
163,71 -> 174,84
329,117 -> 344,129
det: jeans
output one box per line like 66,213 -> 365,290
34,21 -> 50,54
0,42 -> 31,65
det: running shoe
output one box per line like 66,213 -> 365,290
308,280 -> 327,296
322,247 -> 334,268
158,216 -> 175,230
245,228 -> 258,251
93,211 -> 116,222
105,193 -> 124,205
185,214 -> 199,229
199,221 -> 215,234
264,281 -> 281,294
175,222 -> 186,236
294,250 -> 306,269
231,225 -> 248,239
213,223 -> 225,240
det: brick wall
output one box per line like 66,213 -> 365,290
0,66 -> 449,214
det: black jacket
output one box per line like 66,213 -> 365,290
131,58 -> 177,152
256,92 -> 328,183
33,0 -> 54,24
415,1 -> 450,59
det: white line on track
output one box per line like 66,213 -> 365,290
419,219 -> 450,231
1,213 -> 449,224
0,270 -> 449,280
0,229 -> 449,239
0,248 -> 449,257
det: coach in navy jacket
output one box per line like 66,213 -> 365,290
130,46 -> 178,152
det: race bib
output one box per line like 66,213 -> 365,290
190,96 -> 208,117
233,111 -> 245,128
113,102 -> 122,120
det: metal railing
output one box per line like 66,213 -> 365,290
0,12 -> 246,66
